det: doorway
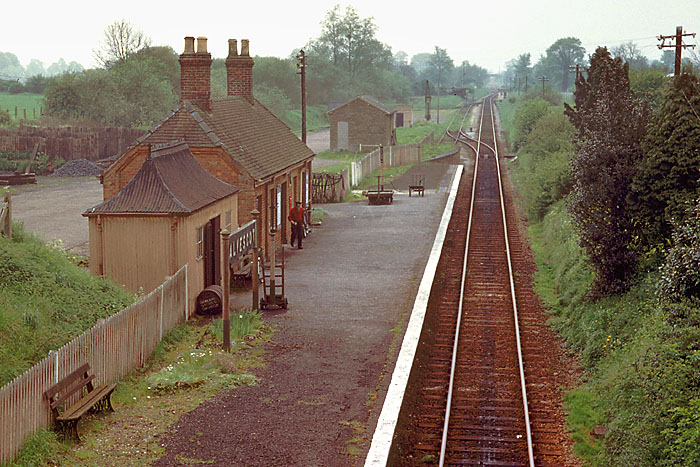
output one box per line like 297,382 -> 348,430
203,215 -> 221,287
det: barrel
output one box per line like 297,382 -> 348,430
196,285 -> 223,315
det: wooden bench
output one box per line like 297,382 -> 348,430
44,363 -> 117,440
409,174 -> 425,197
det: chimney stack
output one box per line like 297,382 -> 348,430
179,36 -> 212,112
226,38 -> 254,102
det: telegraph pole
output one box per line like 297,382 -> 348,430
524,75 -> 528,92
538,76 -> 549,99
425,80 -> 431,121
296,49 -> 307,144
658,26 -> 696,76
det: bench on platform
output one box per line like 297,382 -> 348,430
44,363 -> 116,440
408,174 -> 425,197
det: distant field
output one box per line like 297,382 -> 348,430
0,92 -> 44,120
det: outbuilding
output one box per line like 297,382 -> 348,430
328,95 -> 396,152
84,140 -> 239,313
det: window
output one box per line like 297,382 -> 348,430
276,185 -> 282,228
196,226 -> 204,259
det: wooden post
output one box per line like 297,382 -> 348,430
251,209 -> 261,311
3,190 -> 11,238
220,229 -> 231,352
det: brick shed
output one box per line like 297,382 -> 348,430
393,105 -> 413,128
84,140 -> 239,313
101,36 -> 315,262
328,95 -> 396,152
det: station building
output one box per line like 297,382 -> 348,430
328,95 -> 396,152
84,140 -> 239,312
100,36 -> 315,264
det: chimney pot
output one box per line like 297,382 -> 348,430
196,36 -> 208,54
228,39 -> 238,58
241,39 -> 250,57
183,36 -> 195,54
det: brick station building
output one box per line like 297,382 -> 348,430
328,95 -> 396,152
101,36 -> 315,261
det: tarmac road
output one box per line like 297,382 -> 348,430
9,176 -> 103,256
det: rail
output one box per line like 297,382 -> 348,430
438,94 -> 535,466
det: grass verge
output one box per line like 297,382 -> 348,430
4,312 -> 272,467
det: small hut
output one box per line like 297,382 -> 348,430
328,95 -> 396,152
84,141 -> 239,313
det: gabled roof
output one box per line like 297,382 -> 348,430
328,95 -> 395,116
127,96 -> 315,181
84,141 -> 239,216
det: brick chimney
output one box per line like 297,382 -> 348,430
179,36 -> 212,112
226,39 -> 254,102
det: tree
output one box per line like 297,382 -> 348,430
0,52 -> 24,79
565,47 -> 649,296
611,41 -> 649,70
513,53 -> 532,89
94,19 -> 151,68
544,37 -> 585,91
429,46 -> 454,90
25,59 -> 46,78
630,72 -> 700,249
308,6 -> 391,78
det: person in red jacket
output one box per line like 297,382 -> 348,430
288,201 -> 305,249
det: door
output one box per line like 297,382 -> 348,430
337,121 -> 349,150
203,216 -> 221,287
396,112 -> 404,128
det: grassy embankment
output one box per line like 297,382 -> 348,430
0,92 -> 43,122
502,93 -> 700,466
2,221 -> 271,466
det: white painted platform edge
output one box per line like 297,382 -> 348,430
364,164 -> 464,467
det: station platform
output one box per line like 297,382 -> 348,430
154,163 -> 461,466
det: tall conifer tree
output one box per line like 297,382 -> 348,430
565,47 -> 649,295
630,71 -> 700,248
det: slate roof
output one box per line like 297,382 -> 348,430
84,141 -> 239,216
129,96 -> 315,181
327,95 -> 395,116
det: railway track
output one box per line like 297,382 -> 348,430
388,96 -> 566,466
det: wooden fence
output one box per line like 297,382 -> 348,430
0,265 -> 188,463
0,124 -> 146,162
350,144 -> 422,187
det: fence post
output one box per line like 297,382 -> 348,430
221,229 -> 231,352
3,190 -> 11,238
159,285 -> 164,341
251,210 -> 260,311
184,264 -> 189,320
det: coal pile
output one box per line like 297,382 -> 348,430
50,159 -> 102,177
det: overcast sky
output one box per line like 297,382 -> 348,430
2,0 -> 698,73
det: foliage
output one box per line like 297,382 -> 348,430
629,68 -> 668,107
2,428 -> 66,467
565,47 -> 649,296
630,72 -> 700,249
307,5 -> 392,79
538,37 -> 586,91
0,149 -> 64,174
94,19 -> 152,68
656,200 -> 700,303
511,98 -> 549,150
513,110 -> 574,220
0,106 -> 10,126
209,312 -> 264,343
0,223 -> 135,386
611,41 -> 649,70
44,54 -> 177,127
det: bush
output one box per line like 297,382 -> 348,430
657,199 -> 700,303
512,98 -> 549,150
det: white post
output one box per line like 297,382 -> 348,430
159,284 -> 164,340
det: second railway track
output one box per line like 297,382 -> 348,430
388,95 -> 568,466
